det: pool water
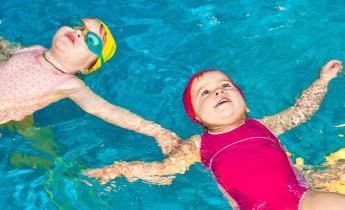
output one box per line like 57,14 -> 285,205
1,0 -> 345,209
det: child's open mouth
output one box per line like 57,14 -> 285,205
65,32 -> 75,44
215,98 -> 231,108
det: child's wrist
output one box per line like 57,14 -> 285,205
153,125 -> 168,138
138,121 -> 162,138
319,76 -> 331,84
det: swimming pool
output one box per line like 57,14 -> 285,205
1,0 -> 345,209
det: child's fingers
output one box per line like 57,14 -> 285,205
100,178 -> 110,185
83,169 -> 101,177
338,65 -> 343,73
324,60 -> 342,69
334,65 -> 343,73
330,60 -> 342,65
82,170 -> 93,176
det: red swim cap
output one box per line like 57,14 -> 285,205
182,69 -> 243,124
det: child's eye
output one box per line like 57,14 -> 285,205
201,90 -> 210,96
222,83 -> 231,88
86,34 -> 101,46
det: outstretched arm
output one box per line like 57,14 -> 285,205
296,148 -> 345,195
83,135 -> 201,185
61,78 -> 181,154
0,36 -> 21,61
260,60 -> 343,136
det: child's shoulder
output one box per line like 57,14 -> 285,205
15,45 -> 46,54
55,76 -> 85,92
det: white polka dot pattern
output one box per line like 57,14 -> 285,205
0,46 -> 74,124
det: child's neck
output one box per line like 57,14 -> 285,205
208,118 -> 246,134
44,50 -> 71,74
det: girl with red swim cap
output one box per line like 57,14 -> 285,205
85,61 -> 345,209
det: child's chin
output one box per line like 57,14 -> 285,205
216,103 -> 232,110
54,37 -> 73,52
217,109 -> 235,118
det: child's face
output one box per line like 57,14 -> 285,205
191,71 -> 247,128
51,18 -> 106,73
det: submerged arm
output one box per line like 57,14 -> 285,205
260,60 -> 342,136
83,135 -> 201,185
63,79 -> 181,154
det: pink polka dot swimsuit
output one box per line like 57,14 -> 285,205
200,118 -> 308,210
0,46 -> 74,124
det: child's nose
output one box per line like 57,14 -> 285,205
215,89 -> 224,96
75,30 -> 83,39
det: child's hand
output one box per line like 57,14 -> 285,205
155,130 -> 182,155
83,166 -> 121,185
320,60 -> 343,82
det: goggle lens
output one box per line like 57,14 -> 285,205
72,19 -> 104,64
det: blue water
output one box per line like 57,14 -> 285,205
1,0 -> 345,209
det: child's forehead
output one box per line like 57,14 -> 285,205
84,18 -> 106,39
192,71 -> 230,89
84,18 -> 101,26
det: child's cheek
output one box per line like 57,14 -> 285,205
54,36 -> 74,52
